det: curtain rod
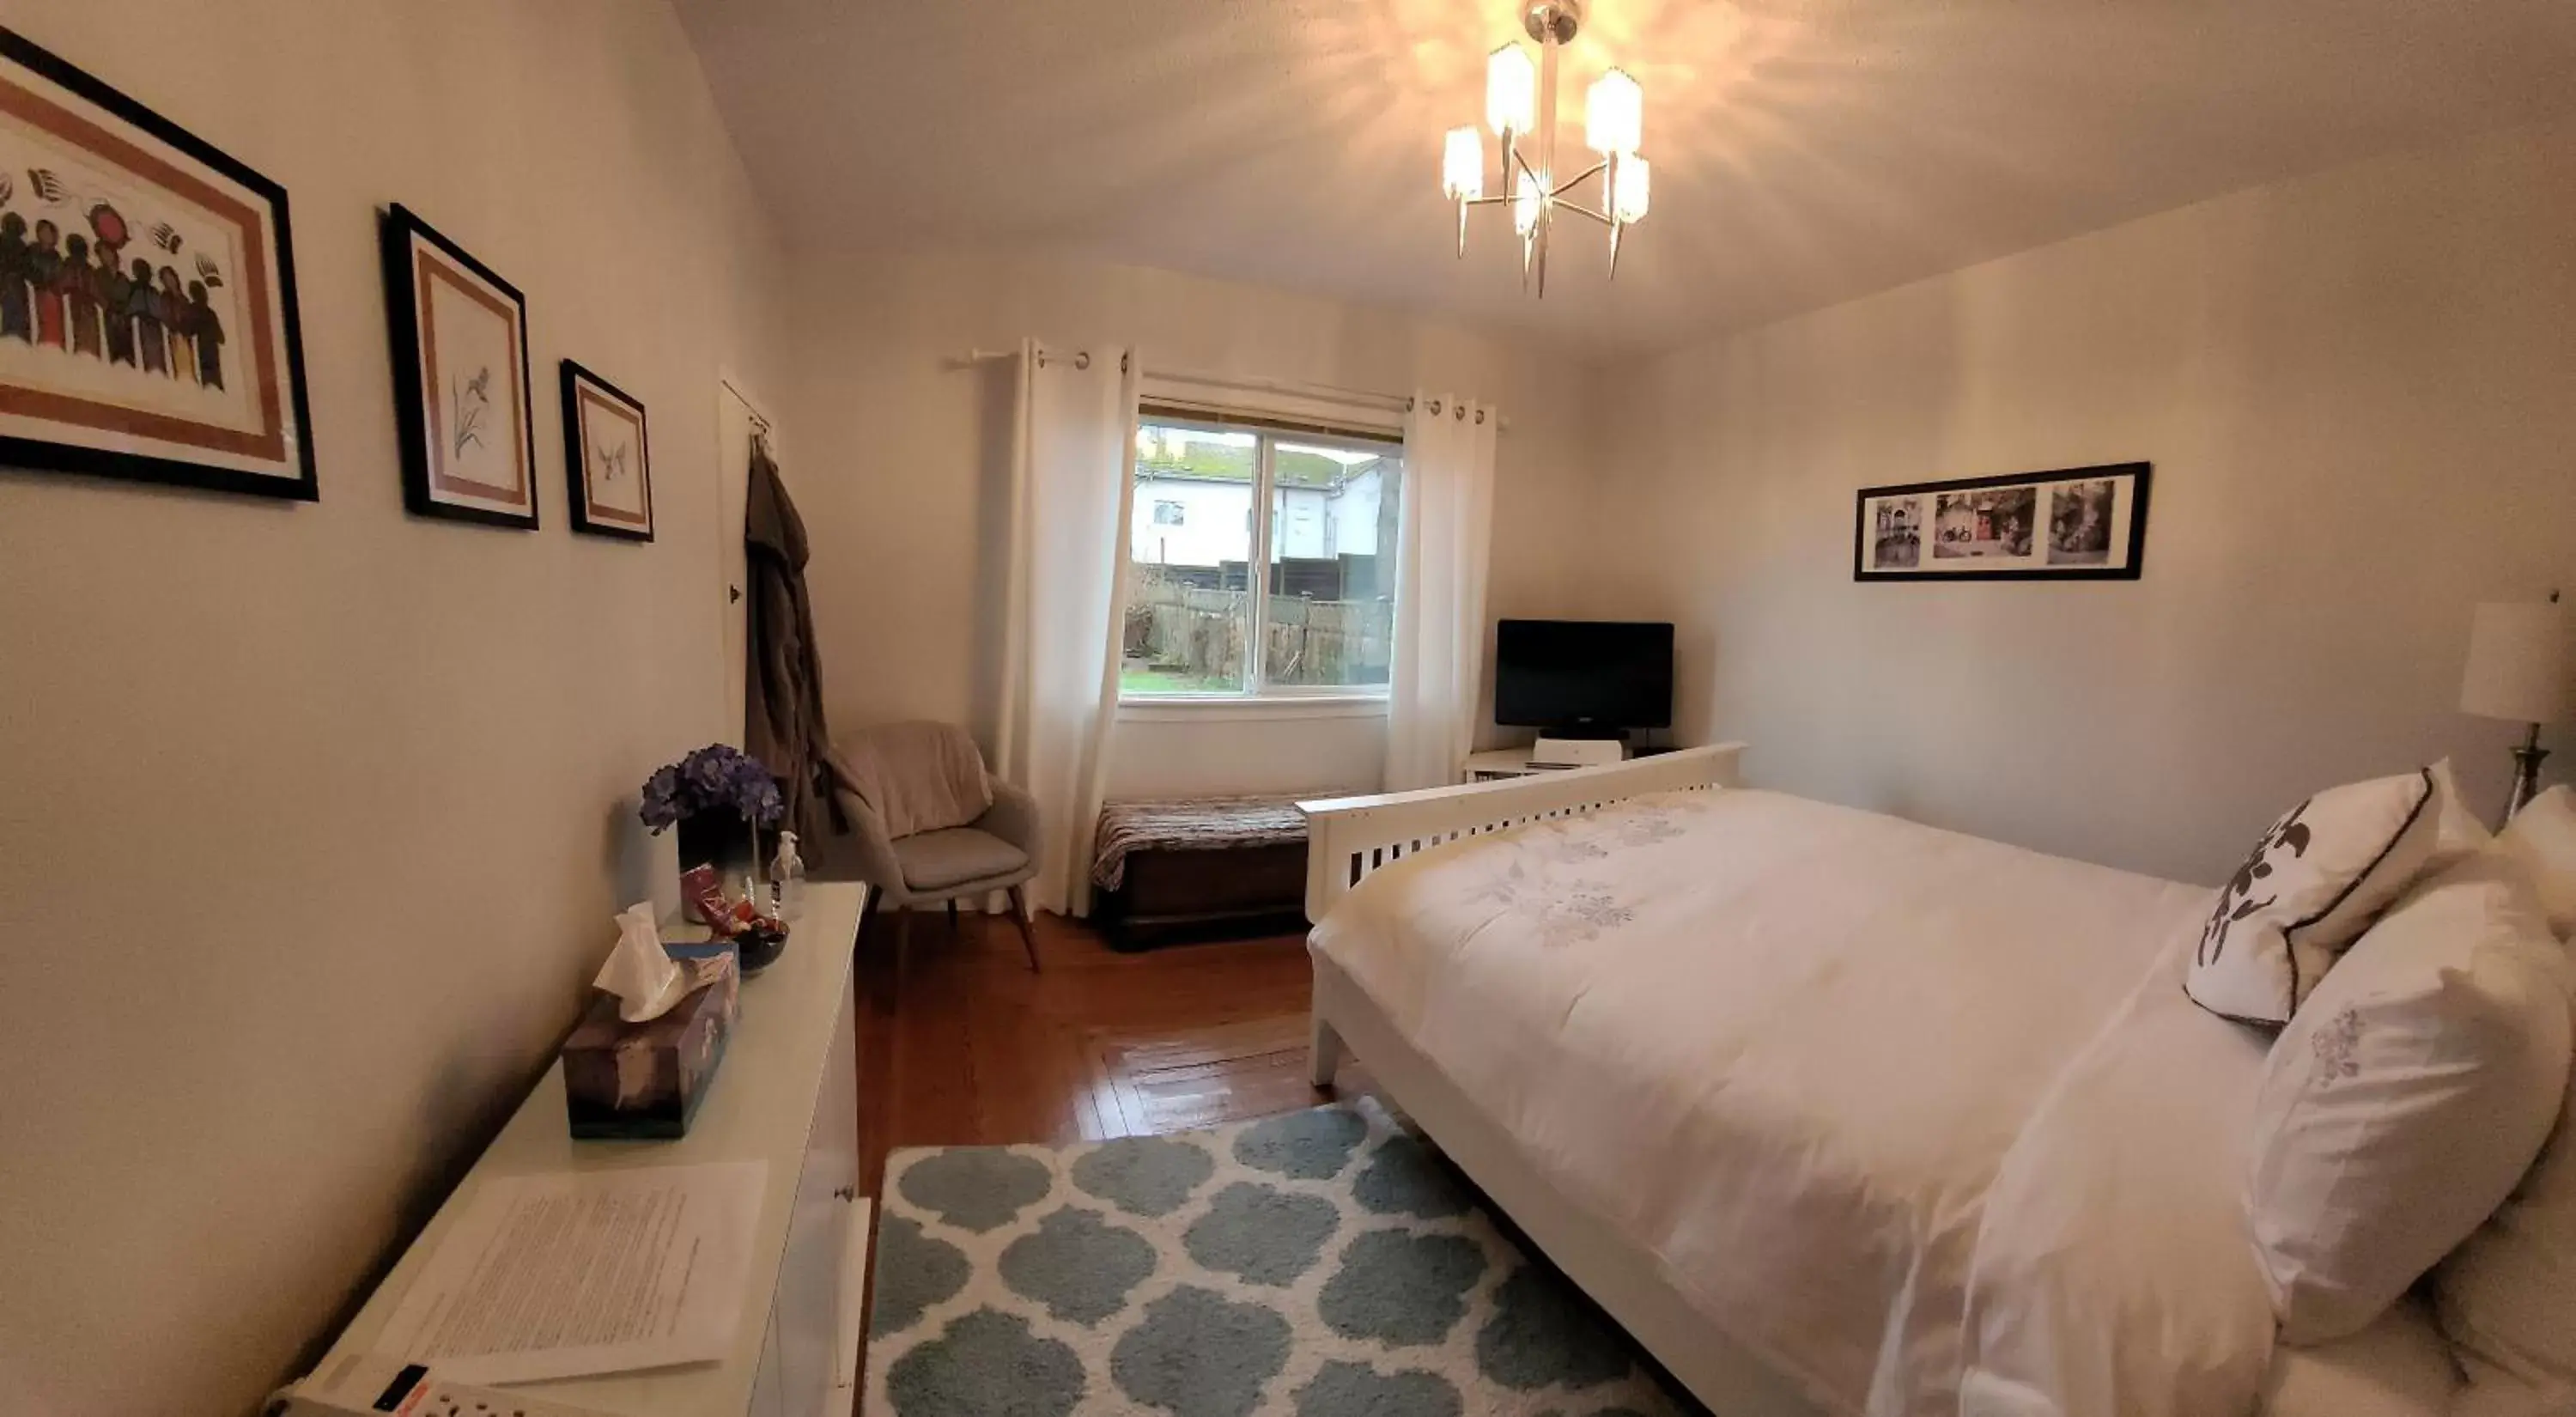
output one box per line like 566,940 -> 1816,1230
952,345 -> 1100,371
947,348 -> 1506,430
1146,366 -> 1409,412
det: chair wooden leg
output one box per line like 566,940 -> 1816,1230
894,904 -> 912,958
1006,886 -> 1040,972
1309,1016 -> 1344,1091
946,898 -> 960,936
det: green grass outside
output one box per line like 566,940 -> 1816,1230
1119,666 -> 1241,696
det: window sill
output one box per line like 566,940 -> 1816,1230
1116,694 -> 1390,723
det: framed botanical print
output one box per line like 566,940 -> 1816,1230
1855,462 -> 2152,582
380,204 -> 536,529
560,360 -> 652,541
0,27 -> 317,498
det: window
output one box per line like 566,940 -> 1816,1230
1122,413 -> 1403,698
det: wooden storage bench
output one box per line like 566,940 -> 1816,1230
1091,796 -> 1311,949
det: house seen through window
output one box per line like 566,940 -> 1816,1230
1122,413 -> 1402,696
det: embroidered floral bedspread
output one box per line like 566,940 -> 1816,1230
1309,788 -> 2221,1417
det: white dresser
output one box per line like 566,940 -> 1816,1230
319,883 -> 870,1417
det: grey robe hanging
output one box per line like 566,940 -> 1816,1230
743,439 -> 841,841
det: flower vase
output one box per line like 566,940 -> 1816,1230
675,807 -> 760,882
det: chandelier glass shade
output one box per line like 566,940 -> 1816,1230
1442,1 -> 1649,296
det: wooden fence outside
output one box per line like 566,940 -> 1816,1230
1125,581 -> 1393,686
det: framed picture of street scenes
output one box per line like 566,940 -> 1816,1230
380,203 -> 536,529
1855,462 -> 2151,582
0,27 -> 317,499
560,360 -> 652,541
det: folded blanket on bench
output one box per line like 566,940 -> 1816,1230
1091,795 -> 1310,891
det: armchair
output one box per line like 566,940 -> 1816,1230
818,730 -> 1043,970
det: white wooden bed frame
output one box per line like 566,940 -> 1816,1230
1297,743 -> 1748,926
1293,745 -> 1825,1417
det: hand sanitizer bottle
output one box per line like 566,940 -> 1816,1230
771,830 -> 806,922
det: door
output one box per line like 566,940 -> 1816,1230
718,379 -> 775,747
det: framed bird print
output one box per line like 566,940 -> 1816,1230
0,27 -> 317,499
561,359 -> 652,541
380,203 -> 536,529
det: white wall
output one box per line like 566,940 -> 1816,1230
1132,475 -> 1252,570
1320,467 -> 1383,558
781,252 -> 1606,799
1104,705 -> 1396,800
0,4 -> 787,1414
1128,472 -> 1385,571
1595,119 -> 2576,885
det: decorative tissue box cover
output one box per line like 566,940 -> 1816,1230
562,954 -> 738,1139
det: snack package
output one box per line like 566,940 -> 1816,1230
680,864 -> 738,935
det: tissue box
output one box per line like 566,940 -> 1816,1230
562,954 -> 738,1139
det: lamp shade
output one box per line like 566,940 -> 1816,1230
1587,69 -> 1643,155
2461,602 -> 2574,725
1485,44 -> 1535,136
1613,154 -> 1650,222
1442,125 -> 1483,200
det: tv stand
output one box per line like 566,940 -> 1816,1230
1463,742 -> 1678,783
1530,734 -> 1627,769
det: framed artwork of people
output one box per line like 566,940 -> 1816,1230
561,360 -> 652,541
380,203 -> 537,529
0,27 -> 317,498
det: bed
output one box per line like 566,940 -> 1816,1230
1297,747 -> 2464,1417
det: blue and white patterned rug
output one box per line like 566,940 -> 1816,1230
866,1099 -> 1697,1417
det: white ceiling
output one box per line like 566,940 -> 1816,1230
677,0 -> 2576,357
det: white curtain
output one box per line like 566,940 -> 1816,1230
1383,392 -> 1498,792
994,338 -> 1139,915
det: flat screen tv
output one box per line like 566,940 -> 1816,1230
1493,619 -> 1674,734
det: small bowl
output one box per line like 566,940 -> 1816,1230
735,926 -> 788,976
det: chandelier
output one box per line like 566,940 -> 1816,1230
1440,0 -> 1649,297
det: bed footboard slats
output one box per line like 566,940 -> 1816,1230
1296,744 -> 1747,924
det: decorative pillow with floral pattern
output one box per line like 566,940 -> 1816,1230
2185,766 -> 2447,1026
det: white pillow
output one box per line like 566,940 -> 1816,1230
2494,785 -> 2576,940
2189,766 -> 2451,1026
2438,830 -> 2576,1415
2248,853 -> 2572,1346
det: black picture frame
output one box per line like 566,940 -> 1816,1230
560,359 -> 653,542
1854,462 -> 2152,582
380,203 -> 538,530
0,27 -> 318,500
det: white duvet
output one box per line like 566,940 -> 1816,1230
1309,787 -> 2287,1417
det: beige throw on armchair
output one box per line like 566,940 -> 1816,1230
822,721 -> 1042,970
830,720 -> 992,839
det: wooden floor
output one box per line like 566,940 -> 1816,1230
853,907 -> 1355,1198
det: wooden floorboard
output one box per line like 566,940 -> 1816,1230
853,907 -> 1334,1200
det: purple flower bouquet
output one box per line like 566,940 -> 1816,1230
641,745 -> 784,878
